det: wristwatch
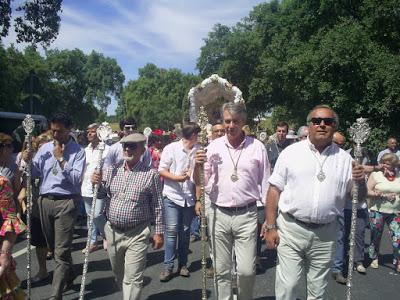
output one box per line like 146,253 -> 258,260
262,223 -> 277,232
57,157 -> 65,164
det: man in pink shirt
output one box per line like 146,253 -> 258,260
194,102 -> 270,300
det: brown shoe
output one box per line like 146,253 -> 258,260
82,245 -> 98,254
159,269 -> 173,282
178,266 -> 190,277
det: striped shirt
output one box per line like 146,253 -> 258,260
103,161 -> 164,234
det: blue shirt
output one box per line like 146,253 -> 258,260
32,138 -> 86,195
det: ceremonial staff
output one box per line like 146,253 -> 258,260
79,122 -> 112,300
346,118 -> 370,300
22,114 -> 35,299
197,106 -> 209,300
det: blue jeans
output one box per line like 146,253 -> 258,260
332,208 -> 368,273
190,215 -> 200,238
163,197 -> 195,271
83,196 -> 106,245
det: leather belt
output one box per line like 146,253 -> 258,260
41,194 -> 78,200
286,213 -> 328,229
214,201 -> 256,212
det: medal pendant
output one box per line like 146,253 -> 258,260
52,166 -> 58,175
317,171 -> 326,182
231,173 -> 239,182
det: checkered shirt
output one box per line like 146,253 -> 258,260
103,161 -> 164,234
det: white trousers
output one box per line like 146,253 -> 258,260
275,213 -> 338,300
105,222 -> 150,300
210,204 -> 257,300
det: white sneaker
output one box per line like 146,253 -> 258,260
356,263 -> 367,273
370,259 -> 379,269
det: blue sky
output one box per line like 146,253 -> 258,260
4,0 -> 266,114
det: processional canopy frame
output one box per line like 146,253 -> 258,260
188,74 -> 245,124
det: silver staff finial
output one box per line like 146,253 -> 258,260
22,114 -> 35,135
97,122 -> 112,143
348,117 -> 370,145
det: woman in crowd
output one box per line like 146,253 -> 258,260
367,152 -> 400,273
0,133 -> 26,299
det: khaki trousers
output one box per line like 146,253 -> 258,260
210,204 -> 257,300
105,221 -> 150,300
275,213 -> 338,300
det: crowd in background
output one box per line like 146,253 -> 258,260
0,105 -> 400,299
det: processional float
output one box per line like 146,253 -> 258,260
79,122 -> 112,300
22,114 -> 35,299
346,118 -> 370,300
188,74 -> 244,299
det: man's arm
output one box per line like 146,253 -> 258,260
159,169 -> 189,182
61,148 -> 86,186
150,172 -> 164,250
262,184 -> 281,249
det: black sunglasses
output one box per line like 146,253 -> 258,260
122,143 -> 138,150
309,117 -> 336,126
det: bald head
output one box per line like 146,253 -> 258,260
333,132 -> 345,148
387,138 -> 398,151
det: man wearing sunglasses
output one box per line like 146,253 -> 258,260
93,133 -> 163,300
263,104 -> 366,300
103,117 -> 152,172
158,122 -> 200,282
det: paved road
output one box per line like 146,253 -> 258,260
14,224 -> 398,300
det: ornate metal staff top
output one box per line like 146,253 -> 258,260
22,114 -> 35,299
79,122 -> 111,300
346,117 -> 370,300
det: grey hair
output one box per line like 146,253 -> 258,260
221,102 -> 247,122
87,123 -> 99,130
297,125 -> 308,138
306,104 -> 339,129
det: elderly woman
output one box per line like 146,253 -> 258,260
0,133 -> 26,299
367,152 -> 400,272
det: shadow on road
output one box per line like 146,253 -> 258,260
146,289 -> 211,300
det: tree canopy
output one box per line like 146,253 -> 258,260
0,44 -> 124,128
0,0 -> 62,48
197,0 -> 400,155
121,63 -> 200,130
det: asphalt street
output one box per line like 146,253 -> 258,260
13,224 -> 398,300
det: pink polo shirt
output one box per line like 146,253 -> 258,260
204,135 -> 270,207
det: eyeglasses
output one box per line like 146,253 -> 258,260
309,117 -> 336,126
0,143 -> 13,149
124,125 -> 135,132
122,143 -> 138,150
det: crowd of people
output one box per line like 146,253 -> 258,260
0,103 -> 399,300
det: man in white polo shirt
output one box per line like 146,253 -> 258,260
158,122 -> 200,282
263,104 -> 365,300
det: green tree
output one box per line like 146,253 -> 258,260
121,63 -> 200,130
197,0 -> 400,156
85,51 -> 125,113
0,0 -> 63,48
